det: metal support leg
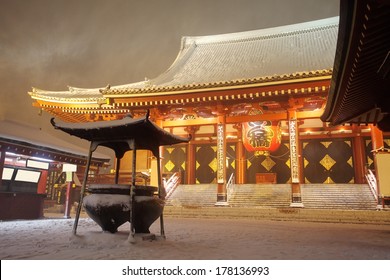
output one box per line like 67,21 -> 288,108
72,142 -> 94,235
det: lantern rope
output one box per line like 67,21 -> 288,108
225,150 -> 290,162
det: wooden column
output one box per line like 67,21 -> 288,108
352,124 -> 366,184
288,109 -> 304,207
64,180 -> 73,219
234,123 -> 246,184
370,124 -> 384,204
215,115 -> 228,205
370,124 -> 384,153
0,148 -> 5,188
184,126 -> 198,184
155,119 -> 165,188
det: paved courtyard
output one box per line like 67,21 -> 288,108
0,216 -> 389,259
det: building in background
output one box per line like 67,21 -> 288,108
0,120 -> 109,219
28,13 -> 390,208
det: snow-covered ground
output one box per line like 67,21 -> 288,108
1,216 -> 390,260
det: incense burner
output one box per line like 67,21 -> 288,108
83,184 -> 164,233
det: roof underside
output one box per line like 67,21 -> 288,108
321,0 -> 390,131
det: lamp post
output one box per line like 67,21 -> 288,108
62,163 -> 77,219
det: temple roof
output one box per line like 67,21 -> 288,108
148,17 -> 338,88
321,0 -> 390,131
30,17 -> 338,102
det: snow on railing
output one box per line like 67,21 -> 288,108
226,173 -> 235,203
164,172 -> 181,199
365,168 -> 378,201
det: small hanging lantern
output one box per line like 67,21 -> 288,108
243,120 -> 282,156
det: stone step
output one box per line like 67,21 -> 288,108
166,184 -> 217,207
300,184 -> 377,210
164,206 -> 390,225
166,183 -> 378,210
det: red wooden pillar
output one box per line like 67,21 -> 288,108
0,148 -> 5,188
352,125 -> 366,183
370,124 -> 384,153
370,124 -> 384,202
234,123 -> 246,184
185,126 -> 198,184
64,179 -> 73,219
63,165 -> 77,219
37,170 -> 48,194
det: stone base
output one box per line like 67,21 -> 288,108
215,201 -> 229,207
290,202 -> 304,208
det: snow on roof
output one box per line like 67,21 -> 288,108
150,17 -> 339,87
0,120 -> 110,160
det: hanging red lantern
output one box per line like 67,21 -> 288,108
243,120 -> 282,156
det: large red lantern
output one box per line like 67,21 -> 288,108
243,120 -> 281,156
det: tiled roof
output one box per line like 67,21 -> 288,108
150,17 -> 338,87
29,87 -> 104,103
29,82 -> 149,102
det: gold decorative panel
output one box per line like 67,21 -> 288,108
347,156 -> 353,167
304,139 -> 354,184
322,141 -> 332,148
209,158 -> 218,172
320,154 -> 336,170
325,176 -> 335,184
165,160 -> 175,172
166,148 -> 174,154
261,157 -> 276,171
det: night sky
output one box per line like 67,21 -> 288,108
0,0 -> 339,134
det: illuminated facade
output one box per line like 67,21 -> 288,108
29,17 -> 389,206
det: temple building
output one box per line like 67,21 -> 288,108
28,13 -> 390,208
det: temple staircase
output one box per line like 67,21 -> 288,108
228,184 -> 291,208
165,184 -> 217,207
301,184 -> 377,210
165,183 -> 377,210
